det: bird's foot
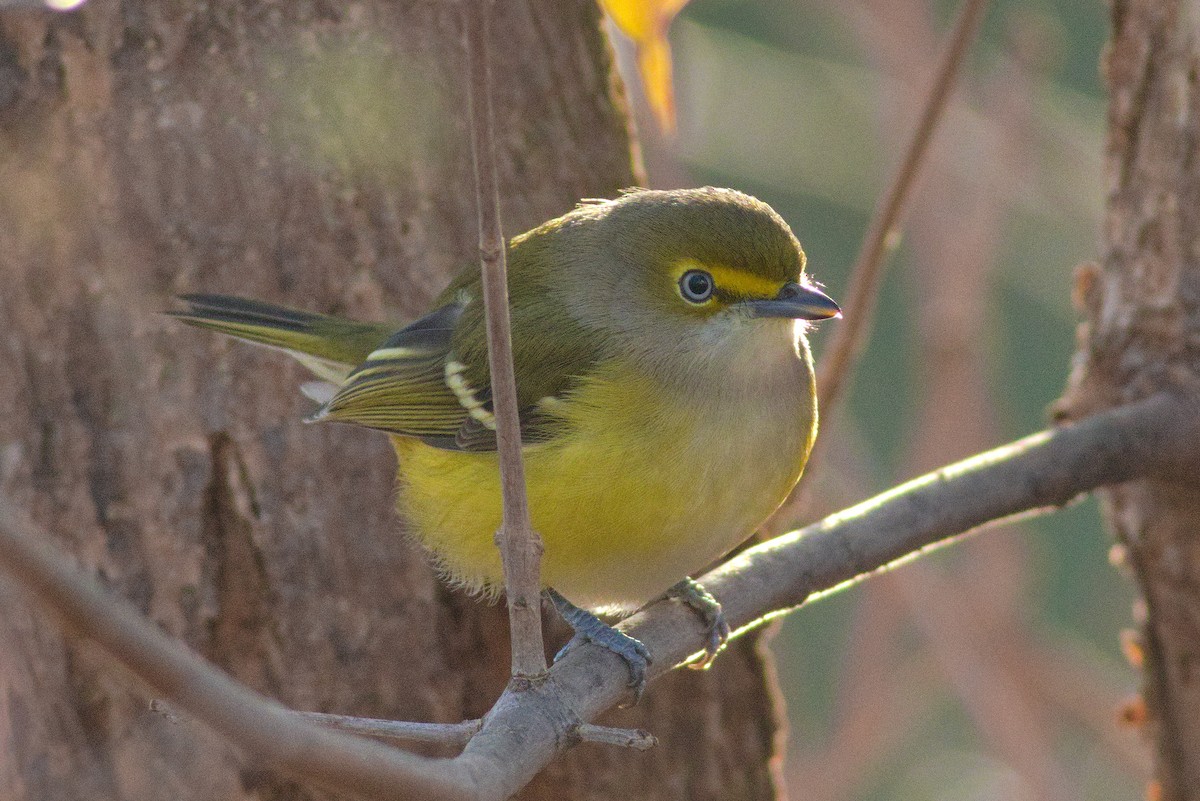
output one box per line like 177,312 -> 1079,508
547,589 -> 652,702
667,577 -> 730,668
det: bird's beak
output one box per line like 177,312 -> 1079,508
743,282 -> 842,320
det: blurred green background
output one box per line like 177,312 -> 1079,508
613,1 -> 1143,799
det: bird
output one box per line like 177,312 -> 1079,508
170,186 -> 840,696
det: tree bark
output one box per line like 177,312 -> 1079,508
1058,0 -> 1200,798
0,2 -> 781,799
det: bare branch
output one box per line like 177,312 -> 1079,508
462,0 -> 547,678
1,393 -> 1195,799
458,391 -> 1200,797
777,0 -> 991,519
576,724 -> 657,751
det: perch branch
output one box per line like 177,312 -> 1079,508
1,392 -> 1196,800
455,391 -> 1200,797
463,0 -> 547,678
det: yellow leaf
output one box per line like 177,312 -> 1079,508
600,0 -> 690,134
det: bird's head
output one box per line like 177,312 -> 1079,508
515,187 -> 839,364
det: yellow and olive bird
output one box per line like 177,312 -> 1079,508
171,187 -> 839,693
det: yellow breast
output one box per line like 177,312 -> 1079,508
393,338 -> 816,611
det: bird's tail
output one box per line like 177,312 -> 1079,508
168,294 -> 394,385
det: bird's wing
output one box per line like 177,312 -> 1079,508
313,302 -> 469,439
442,391 -> 566,452
314,297 -> 592,451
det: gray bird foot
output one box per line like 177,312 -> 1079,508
547,589 -> 652,702
667,577 -> 730,668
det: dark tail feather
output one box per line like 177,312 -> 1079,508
168,294 -> 394,370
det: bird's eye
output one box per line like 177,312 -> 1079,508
679,270 -> 714,303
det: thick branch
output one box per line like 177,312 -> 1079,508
463,1 -> 546,678
1,393 -> 1196,800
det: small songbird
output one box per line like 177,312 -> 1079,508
171,187 -> 839,694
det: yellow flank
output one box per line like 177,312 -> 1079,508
393,355 -> 813,612
673,259 -> 785,301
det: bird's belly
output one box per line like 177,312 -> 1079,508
393,366 -> 814,611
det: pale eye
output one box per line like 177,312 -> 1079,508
679,269 -> 714,303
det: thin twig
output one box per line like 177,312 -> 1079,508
816,0 -> 988,411
463,0 -> 547,678
1,393 -> 1195,800
300,712 -> 482,748
576,724 -> 657,751
775,0 -> 991,520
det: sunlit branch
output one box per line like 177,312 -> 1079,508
0,392 -> 1194,800
459,391 -> 1200,797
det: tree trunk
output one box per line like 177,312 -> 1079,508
1058,0 -> 1200,798
0,2 -> 781,799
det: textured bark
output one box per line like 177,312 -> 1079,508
0,3 -> 780,799
1058,0 -> 1200,798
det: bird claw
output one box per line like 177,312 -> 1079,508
667,577 -> 729,669
548,590 -> 652,702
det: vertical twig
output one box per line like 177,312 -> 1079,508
814,0 -> 989,416
769,0 -> 990,527
463,0 -> 547,678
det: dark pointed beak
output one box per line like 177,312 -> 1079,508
744,282 -> 842,320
